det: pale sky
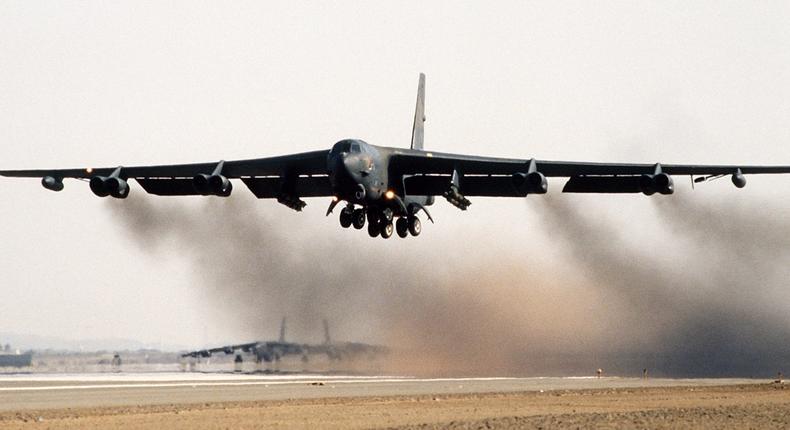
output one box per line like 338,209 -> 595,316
1,1 -> 790,353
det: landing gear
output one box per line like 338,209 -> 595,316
367,220 -> 380,237
341,206 -> 423,239
352,209 -> 366,229
396,218 -> 409,238
408,216 -> 421,236
339,207 -> 353,228
380,221 -> 394,238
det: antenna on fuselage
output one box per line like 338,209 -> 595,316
410,73 -> 426,150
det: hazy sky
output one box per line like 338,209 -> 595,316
1,1 -> 790,355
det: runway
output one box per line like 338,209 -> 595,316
0,373 -> 767,411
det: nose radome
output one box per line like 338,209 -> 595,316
342,154 -> 362,177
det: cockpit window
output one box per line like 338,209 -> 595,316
332,140 -> 361,154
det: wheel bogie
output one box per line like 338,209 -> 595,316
408,216 -> 421,236
339,208 -> 353,228
380,221 -> 394,239
367,221 -> 380,237
396,217 -> 409,238
352,209 -> 366,229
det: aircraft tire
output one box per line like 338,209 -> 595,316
367,220 -> 380,237
339,208 -> 353,228
396,217 -> 409,238
381,221 -> 394,238
408,216 -> 421,236
352,209 -> 366,229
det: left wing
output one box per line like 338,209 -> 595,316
391,150 -> 790,197
0,150 -> 332,209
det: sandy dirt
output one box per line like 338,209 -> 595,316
0,382 -> 788,429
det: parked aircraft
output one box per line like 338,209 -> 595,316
182,318 -> 387,364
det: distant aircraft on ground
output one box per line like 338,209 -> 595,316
181,318 -> 387,365
3,74 -> 790,239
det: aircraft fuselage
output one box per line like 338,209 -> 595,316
327,139 -> 431,214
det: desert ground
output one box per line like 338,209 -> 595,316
0,374 -> 788,429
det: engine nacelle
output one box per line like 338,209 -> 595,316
107,177 -> 130,199
526,171 -> 548,194
732,170 -> 747,188
89,176 -> 111,197
208,174 -> 232,196
653,173 -> 674,195
639,174 -> 655,195
90,176 -> 130,198
512,171 -> 548,194
41,176 -> 64,192
193,174 -> 232,196
639,173 -> 673,195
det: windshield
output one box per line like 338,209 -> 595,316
332,140 -> 362,154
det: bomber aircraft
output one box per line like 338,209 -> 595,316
182,318 -> 387,367
2,74 -> 790,239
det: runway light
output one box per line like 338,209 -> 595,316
385,190 -> 395,200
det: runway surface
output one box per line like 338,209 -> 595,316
0,372 -> 768,411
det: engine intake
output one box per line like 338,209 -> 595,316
193,173 -> 232,196
639,173 -> 674,195
90,176 -> 130,198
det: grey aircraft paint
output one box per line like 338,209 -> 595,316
3,75 -> 790,239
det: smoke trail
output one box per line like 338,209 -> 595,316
106,190 -> 790,377
106,193 -> 614,376
537,194 -> 790,376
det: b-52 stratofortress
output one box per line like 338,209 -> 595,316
181,318 -> 387,366
3,74 -> 790,239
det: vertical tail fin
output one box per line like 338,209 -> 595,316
323,319 -> 331,345
279,317 -> 286,343
410,73 -> 426,150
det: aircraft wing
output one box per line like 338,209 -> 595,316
0,150 -> 332,201
391,150 -> 790,196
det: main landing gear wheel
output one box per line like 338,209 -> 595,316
380,221 -> 394,239
408,216 -> 421,236
352,209 -> 366,229
396,218 -> 409,238
339,207 -> 353,228
367,220 -> 380,237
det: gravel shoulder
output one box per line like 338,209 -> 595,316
0,382 -> 787,429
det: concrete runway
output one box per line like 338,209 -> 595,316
0,373 -> 768,411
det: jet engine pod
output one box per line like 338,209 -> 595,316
106,177 -> 130,199
208,174 -> 232,196
639,174 -> 656,196
89,176 -> 110,197
732,170 -> 747,188
512,171 -> 548,194
526,171 -> 548,194
41,176 -> 64,192
653,173 -> 674,195
192,173 -> 211,195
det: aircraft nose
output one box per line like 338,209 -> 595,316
342,153 -> 362,178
